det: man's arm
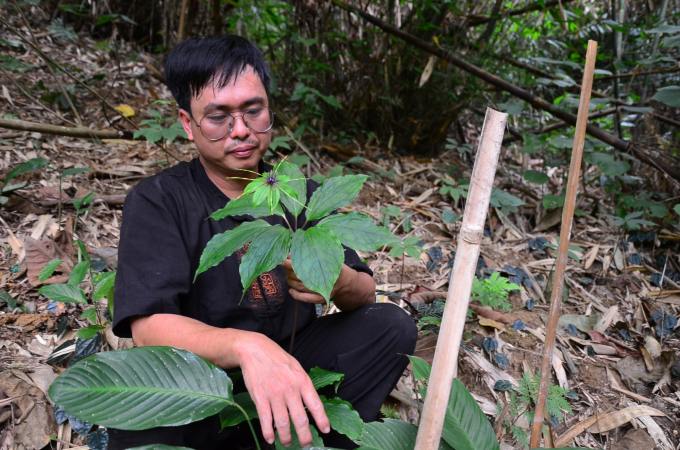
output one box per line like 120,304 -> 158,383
130,314 -> 330,447
282,259 -> 376,310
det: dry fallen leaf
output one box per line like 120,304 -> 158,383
479,317 -> 506,330
115,103 -> 135,117
588,405 -> 665,433
24,236 -> 74,287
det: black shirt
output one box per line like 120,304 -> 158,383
112,158 -> 372,344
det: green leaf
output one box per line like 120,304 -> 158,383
68,261 -> 90,286
663,34 -> 680,47
62,167 -> 93,177
288,154 -> 310,167
357,419 -> 451,450
599,160 -> 630,177
75,240 -> 91,262
523,170 -> 549,185
269,136 -> 293,152
543,194 -> 565,210
219,392 -> 257,429
290,227 -> 344,303
674,204 -> 680,216
239,225 -> 291,295
309,367 -> 344,392
441,378 -> 499,450
195,221 -> 271,280
3,157 -> 49,187
39,259 -> 63,282
276,161 -> 307,217
210,194 -> 284,221
306,175 -> 368,221
317,212 -> 399,251
442,210 -> 460,223
648,24 -> 680,33
48,346 -> 233,430
652,86 -> 680,107
380,205 -> 401,218
489,190 -> 524,214
80,308 -> 98,323
346,156 -> 365,165
321,396 -> 363,441
275,424 -> 325,450
328,165 -> 344,178
92,272 -> 116,301
39,284 -> 87,303
133,127 -> 163,143
407,355 -> 431,382
76,324 -> 105,339
0,181 -> 28,195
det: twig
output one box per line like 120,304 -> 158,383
10,0 -> 83,126
15,399 -> 35,425
530,40 -> 597,449
0,117 -> 132,139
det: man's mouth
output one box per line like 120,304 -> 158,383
227,145 -> 256,159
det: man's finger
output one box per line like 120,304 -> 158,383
271,398 -> 292,446
300,378 -> 330,434
251,392 -> 275,444
289,288 -> 325,304
284,393 -> 313,447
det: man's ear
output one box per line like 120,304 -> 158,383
178,109 -> 195,141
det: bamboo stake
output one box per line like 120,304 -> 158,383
414,108 -> 507,450
529,40 -> 598,448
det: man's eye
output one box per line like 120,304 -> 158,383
208,115 -> 230,123
245,108 -> 263,117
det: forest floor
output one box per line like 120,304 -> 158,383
1,12 -> 679,450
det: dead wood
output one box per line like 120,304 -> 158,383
0,118 -> 134,140
38,194 -> 127,208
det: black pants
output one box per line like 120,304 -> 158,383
108,303 -> 418,450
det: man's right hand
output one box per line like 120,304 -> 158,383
234,332 -> 330,447
130,314 -> 329,448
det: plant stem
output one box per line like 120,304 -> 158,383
58,174 -> 63,231
289,299 -> 299,354
233,402 -> 262,450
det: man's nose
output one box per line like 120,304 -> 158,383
229,115 -> 250,140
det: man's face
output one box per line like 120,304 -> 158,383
178,67 -> 271,176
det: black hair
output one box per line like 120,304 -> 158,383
164,35 -> 271,115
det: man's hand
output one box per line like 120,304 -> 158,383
282,258 -> 376,311
234,332 -> 330,447
131,315 -> 329,447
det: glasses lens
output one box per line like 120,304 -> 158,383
199,107 -> 273,140
243,107 -> 274,132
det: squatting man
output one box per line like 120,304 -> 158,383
109,35 -> 418,449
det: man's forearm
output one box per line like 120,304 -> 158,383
131,314 -> 252,369
332,269 -> 376,312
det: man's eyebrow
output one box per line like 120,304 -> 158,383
202,96 -> 266,113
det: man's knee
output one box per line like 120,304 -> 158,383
358,303 -> 418,354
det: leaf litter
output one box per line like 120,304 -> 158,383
0,8 -> 678,450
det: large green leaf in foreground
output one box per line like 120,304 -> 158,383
356,419 -> 451,450
318,212 -> 399,251
48,346 -> 234,430
290,227 -> 344,303
305,174 -> 367,221
442,379 -> 499,450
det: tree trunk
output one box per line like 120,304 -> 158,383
212,0 -> 222,34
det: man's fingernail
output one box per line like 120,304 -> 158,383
323,427 -> 330,433
267,438 -> 274,444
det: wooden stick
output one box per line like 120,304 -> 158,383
177,0 -> 190,41
413,108 -> 507,450
529,40 -> 598,448
0,118 -> 133,140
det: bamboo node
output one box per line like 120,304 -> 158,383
460,227 -> 483,244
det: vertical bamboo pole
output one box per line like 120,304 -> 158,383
529,40 -> 598,448
414,108 -> 508,450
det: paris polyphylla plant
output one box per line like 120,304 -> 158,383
194,158 -> 403,305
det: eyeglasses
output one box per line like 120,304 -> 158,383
193,106 -> 275,141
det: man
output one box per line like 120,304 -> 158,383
110,35 -> 417,450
